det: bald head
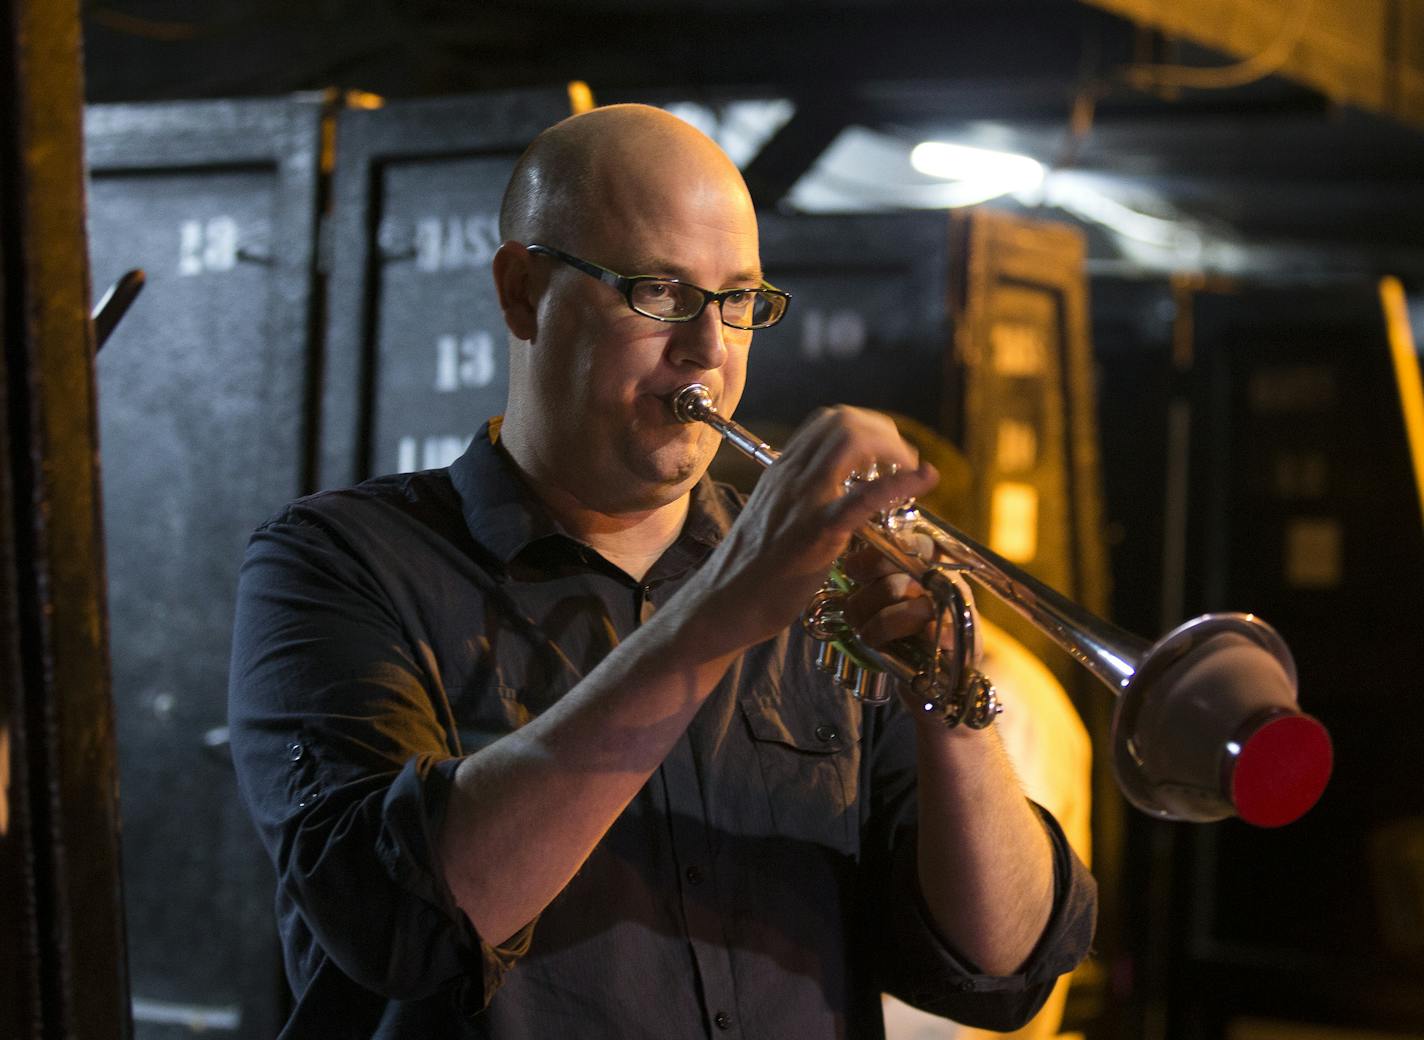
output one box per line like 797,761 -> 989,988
498,104 -> 752,250
491,103 -> 764,515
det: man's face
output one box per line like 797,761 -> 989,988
524,167 -> 761,514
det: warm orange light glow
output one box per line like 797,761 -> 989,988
1380,276 -> 1424,530
567,81 -> 596,114
345,90 -> 385,111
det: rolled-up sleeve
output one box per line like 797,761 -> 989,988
227,510 -> 529,1006
880,805 -> 1097,1029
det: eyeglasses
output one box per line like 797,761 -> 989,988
526,243 -> 791,330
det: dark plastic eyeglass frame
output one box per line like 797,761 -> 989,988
526,243 -> 791,330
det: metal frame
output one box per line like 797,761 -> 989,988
319,89 -> 571,488
950,208 -> 1112,616
85,95 -> 326,493
82,94 -> 326,1039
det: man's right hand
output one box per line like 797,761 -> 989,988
678,403 -> 938,661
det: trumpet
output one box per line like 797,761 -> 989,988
672,383 -> 1333,828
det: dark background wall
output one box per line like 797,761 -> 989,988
73,3 -> 1424,1038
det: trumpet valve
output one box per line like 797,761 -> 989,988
802,587 -> 849,641
835,653 -> 861,690
854,670 -> 892,705
963,672 -> 1002,730
911,669 -> 964,727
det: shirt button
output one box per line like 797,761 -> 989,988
289,742 -> 304,761
814,723 -> 838,744
684,865 -> 705,885
713,1010 -> 732,1030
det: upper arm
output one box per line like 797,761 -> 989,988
227,515 -> 480,1000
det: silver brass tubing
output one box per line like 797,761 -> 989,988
675,379 -> 1145,693
835,653 -> 858,689
670,382 -> 1329,823
671,384 -> 779,467
852,668 -> 870,699
911,504 -> 1148,691
860,672 -> 891,705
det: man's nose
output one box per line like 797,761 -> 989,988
667,303 -> 729,371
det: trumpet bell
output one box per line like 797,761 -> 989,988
1112,612 -> 1333,827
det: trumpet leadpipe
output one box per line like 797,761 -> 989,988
672,383 -> 780,466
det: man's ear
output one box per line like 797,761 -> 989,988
492,240 -> 539,341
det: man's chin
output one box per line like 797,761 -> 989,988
623,439 -> 712,500
636,453 -> 705,496
635,423 -> 712,473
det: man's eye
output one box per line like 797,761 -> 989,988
724,290 -> 750,305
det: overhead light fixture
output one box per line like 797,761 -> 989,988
910,141 -> 1045,201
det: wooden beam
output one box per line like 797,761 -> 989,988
1080,0 -> 1424,127
1,0 -> 132,1035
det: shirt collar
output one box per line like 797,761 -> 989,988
448,421 -> 562,565
448,420 -> 731,568
683,472 -> 734,550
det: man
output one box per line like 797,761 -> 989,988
229,104 -> 1095,1039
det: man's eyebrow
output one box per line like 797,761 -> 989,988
628,257 -> 764,284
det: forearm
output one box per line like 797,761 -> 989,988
914,718 -> 1055,975
438,589 -> 737,945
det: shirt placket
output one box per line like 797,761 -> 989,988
638,579 -> 743,1038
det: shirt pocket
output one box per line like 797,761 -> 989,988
737,667 -> 864,856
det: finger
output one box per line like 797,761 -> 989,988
843,571 -> 921,628
855,596 -> 936,649
824,461 -> 938,534
843,530 -> 937,583
841,542 -> 897,584
797,406 -> 922,491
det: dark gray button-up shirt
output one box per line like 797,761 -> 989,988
228,424 -> 1096,1039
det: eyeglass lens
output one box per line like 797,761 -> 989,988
628,280 -> 784,328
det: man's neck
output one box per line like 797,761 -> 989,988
544,486 -> 690,583
496,419 -> 692,582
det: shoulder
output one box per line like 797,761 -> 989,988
249,468 -> 475,570
257,468 -> 460,535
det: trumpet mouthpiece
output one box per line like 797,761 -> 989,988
671,383 -> 715,424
